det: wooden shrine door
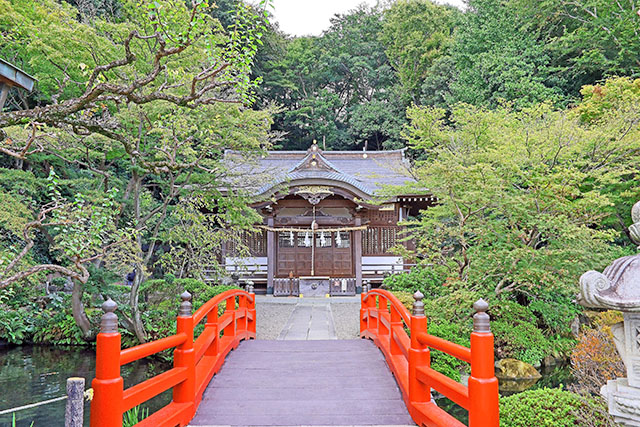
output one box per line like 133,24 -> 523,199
313,231 -> 354,277
276,230 -> 353,278
276,232 -> 311,277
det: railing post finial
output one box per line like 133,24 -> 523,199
473,299 -> 490,332
100,298 -> 118,333
179,291 -> 192,317
246,280 -> 254,294
412,291 -> 425,317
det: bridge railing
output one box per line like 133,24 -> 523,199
90,286 -> 256,427
360,286 -> 499,427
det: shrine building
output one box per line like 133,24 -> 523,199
222,143 -> 434,296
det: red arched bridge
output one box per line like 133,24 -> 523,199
90,286 -> 499,426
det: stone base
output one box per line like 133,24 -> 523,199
299,277 -> 330,297
602,378 -> 640,426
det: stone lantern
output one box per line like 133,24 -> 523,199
578,201 -> 640,426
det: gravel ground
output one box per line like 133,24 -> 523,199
255,296 -> 361,340
330,302 -> 361,339
255,301 -> 295,340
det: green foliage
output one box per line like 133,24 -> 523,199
123,405 -> 149,427
403,94 -> 639,301
255,4 -> 408,150
381,0 -> 458,100
32,294 -> 93,345
137,278 -> 239,341
450,0 -> 562,108
500,388 -> 612,427
382,266 -> 446,298
492,310 -> 550,365
0,309 -> 33,344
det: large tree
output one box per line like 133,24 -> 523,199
380,0 -> 459,102
450,0 -> 563,109
0,0 -> 273,341
402,78 -> 640,298
255,5 -> 407,151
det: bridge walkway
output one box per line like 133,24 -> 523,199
189,339 -> 414,426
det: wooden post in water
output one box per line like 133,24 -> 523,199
65,377 -> 85,427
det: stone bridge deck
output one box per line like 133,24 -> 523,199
189,339 -> 414,426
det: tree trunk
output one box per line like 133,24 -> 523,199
129,262 -> 147,343
71,279 -> 94,341
129,168 -> 147,343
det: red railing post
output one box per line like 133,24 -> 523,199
223,295 -> 236,337
468,299 -> 499,427
389,304 -> 402,356
360,282 -> 369,335
408,291 -> 431,412
237,293 -> 247,335
173,292 -> 196,415
246,282 -> 257,336
367,287 -> 378,332
205,302 -> 219,358
90,299 -> 123,427
378,294 -> 388,337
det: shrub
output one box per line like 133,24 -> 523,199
382,266 -> 446,298
570,311 -> 625,395
490,299 -> 569,366
391,289 -> 478,381
138,278 -> 239,341
0,309 -> 33,344
500,388 -> 613,427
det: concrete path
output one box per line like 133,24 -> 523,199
255,296 -> 360,341
277,300 -> 337,340
189,340 -> 414,426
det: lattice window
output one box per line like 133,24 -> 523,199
226,230 -> 267,256
316,231 -> 332,247
278,231 -> 295,248
336,231 -> 350,248
363,227 -> 400,255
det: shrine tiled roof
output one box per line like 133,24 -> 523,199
224,145 -> 416,198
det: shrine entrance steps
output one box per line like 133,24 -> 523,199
188,339 -> 415,426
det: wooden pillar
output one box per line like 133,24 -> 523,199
0,83 -> 10,111
267,216 -> 275,294
354,217 -> 363,290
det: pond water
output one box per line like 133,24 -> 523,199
0,345 -> 171,427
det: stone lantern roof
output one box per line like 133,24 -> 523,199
581,200 -> 640,426
579,254 -> 640,311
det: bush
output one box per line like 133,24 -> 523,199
490,299 -> 575,366
382,266 -> 446,298
571,311 -> 625,395
390,289 -> 478,381
0,309 -> 33,344
500,388 -> 614,427
138,278 -> 239,341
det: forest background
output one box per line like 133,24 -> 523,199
1,1 -> 640,425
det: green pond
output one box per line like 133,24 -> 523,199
0,345 -> 171,427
